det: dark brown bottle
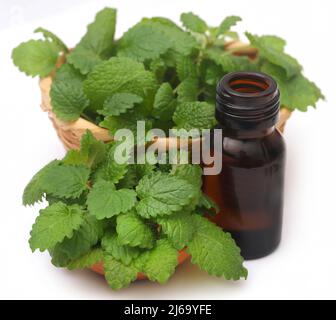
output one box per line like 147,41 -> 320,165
203,71 -> 286,260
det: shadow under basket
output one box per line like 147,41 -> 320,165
38,42 -> 292,280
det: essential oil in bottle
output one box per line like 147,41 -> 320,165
203,71 -> 286,260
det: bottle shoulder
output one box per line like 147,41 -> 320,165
220,129 -> 286,165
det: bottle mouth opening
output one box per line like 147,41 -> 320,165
229,77 -> 269,94
216,72 -> 280,130
221,72 -> 276,98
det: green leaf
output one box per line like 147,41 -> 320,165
161,49 -> 177,68
136,172 -> 198,218
261,61 -> 324,111
103,254 -> 138,290
34,27 -> 68,53
146,17 -> 183,29
93,160 -> 127,184
67,8 -> 117,74
41,164 -> 90,199
92,142 -> 129,184
140,18 -> 199,56
54,63 -> 85,85
149,58 -> 167,82
63,131 -> 107,169
62,151 -> 84,167
197,193 -> 219,215
206,49 -> 257,73
102,233 -> 141,265
152,119 -> 175,135
254,35 -> 286,51
81,131 -> 107,166
22,160 -> 60,206
216,16 -> 242,37
51,215 -> 103,267
117,22 -> 173,62
187,215 -> 247,280
83,57 -> 157,112
173,101 -> 216,130
180,12 -> 208,33
50,81 -> 90,121
176,55 -> 198,81
51,63 -> 88,122
87,180 -> 137,220
152,83 -> 176,121
78,130 -> 107,167
245,32 -> 301,78
29,202 -> 85,252
117,163 -> 155,189
136,239 -> 178,284
12,39 -> 60,77
67,47 -> 103,75
203,62 -> 223,86
116,212 -> 155,249
157,212 -> 195,250
98,93 -> 143,117
100,111 -> 153,137
67,248 -> 103,270
176,78 -> 199,103
170,164 -> 202,212
170,164 -> 202,189
45,193 -> 87,207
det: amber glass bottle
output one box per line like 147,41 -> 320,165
203,71 -> 286,260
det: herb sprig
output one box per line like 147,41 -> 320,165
23,131 -> 247,290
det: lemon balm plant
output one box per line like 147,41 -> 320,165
23,131 -> 247,290
12,8 -> 323,139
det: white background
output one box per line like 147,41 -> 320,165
0,0 -> 335,300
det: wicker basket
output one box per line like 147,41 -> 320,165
39,41 -> 292,150
40,77 -> 291,150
